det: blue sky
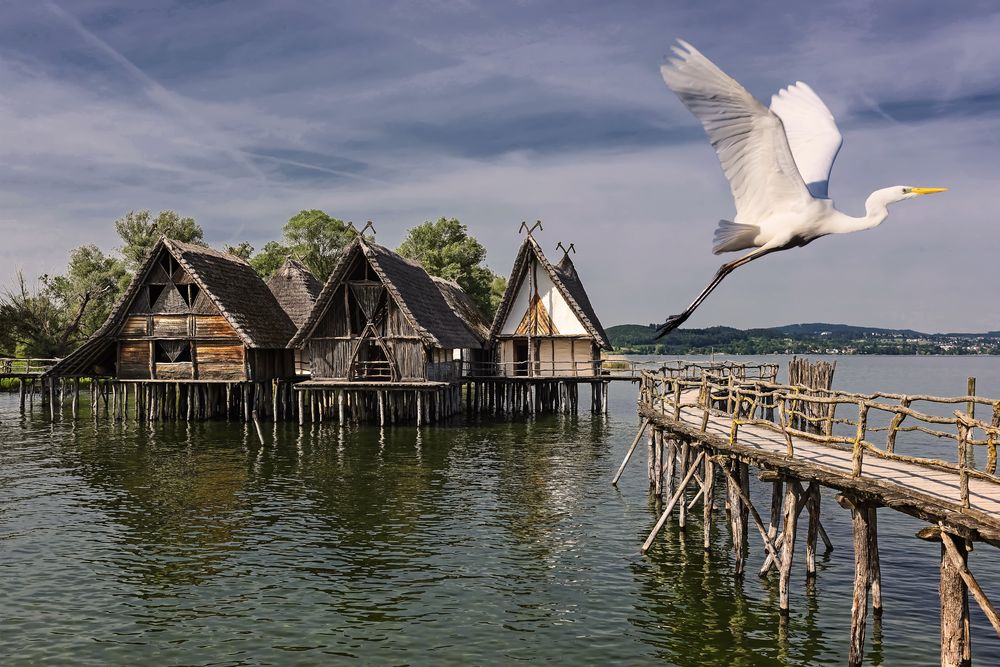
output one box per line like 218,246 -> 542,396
2,0 -> 998,331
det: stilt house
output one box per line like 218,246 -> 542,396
48,238 -> 297,384
489,235 -> 610,377
267,257 -> 323,375
289,237 -> 488,384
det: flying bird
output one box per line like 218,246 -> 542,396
655,40 -> 946,337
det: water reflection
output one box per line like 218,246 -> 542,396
2,357 -> 1000,665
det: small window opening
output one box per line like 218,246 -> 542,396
181,284 -> 200,306
155,340 -> 192,363
147,284 -> 166,308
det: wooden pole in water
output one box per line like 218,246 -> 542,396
940,534 -> 971,667
805,481 -> 820,578
847,496 -> 873,667
612,418 -> 649,486
703,454 -> 714,551
868,505 -> 882,617
678,441 -> 689,529
251,410 -> 265,445
641,451 -> 706,554
778,477 -> 798,613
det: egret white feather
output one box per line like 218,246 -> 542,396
655,40 -> 947,337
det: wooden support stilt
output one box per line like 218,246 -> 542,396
728,459 -> 748,575
806,481 -> 820,578
678,441 -> 690,530
778,478 -> 799,613
833,494 -> 876,667
641,451 -> 706,554
868,505 -> 882,617
703,454 -> 714,551
939,532 -> 972,667
646,425 -> 655,487
665,438 -> 676,505
653,429 -> 663,498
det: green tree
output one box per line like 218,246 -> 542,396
0,273 -> 76,357
397,217 -> 505,319
224,241 -> 254,261
250,241 -> 292,279
115,209 -> 204,271
249,210 -> 355,280
42,244 -> 128,341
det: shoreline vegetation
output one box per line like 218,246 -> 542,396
608,323 -> 1000,356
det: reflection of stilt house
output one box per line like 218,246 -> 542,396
289,237 -> 488,425
266,258 -> 322,375
47,238 -> 298,421
490,234 -> 611,378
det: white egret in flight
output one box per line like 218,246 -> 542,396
655,41 -> 946,337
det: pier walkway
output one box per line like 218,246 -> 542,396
620,361 -> 1000,666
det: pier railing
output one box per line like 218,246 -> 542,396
462,358 -> 744,379
0,358 -> 59,376
640,366 -> 1000,509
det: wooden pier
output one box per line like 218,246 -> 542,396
618,361 -> 1000,667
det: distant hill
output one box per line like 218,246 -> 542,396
606,323 -> 1000,355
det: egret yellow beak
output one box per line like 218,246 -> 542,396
910,187 -> 948,195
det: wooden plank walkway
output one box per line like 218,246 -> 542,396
639,383 -> 1000,546
631,363 -> 1000,664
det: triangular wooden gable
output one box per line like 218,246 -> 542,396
152,284 -> 187,313
515,294 -> 558,336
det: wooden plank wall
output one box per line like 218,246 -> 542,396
113,248 -> 250,381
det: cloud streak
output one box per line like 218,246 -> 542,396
1,0 -> 998,332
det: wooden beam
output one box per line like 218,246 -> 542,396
641,451 -> 705,555
940,529 -> 1000,637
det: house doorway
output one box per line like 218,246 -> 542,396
513,340 -> 529,376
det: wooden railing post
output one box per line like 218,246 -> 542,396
673,381 -> 682,420
851,401 -> 869,478
886,397 -> 910,454
957,420 -> 970,508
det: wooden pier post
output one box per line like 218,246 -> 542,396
778,478 -> 799,613
805,481 -> 820,578
678,441 -> 689,529
703,454 -> 714,551
728,459 -> 747,575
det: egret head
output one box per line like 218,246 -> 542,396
883,185 -> 949,204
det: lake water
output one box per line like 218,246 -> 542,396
2,355 -> 999,666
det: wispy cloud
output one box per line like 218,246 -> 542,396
1,0 -> 998,331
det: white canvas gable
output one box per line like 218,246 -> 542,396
500,257 -> 587,336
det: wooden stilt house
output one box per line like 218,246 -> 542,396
489,234 -> 611,377
288,237 -> 488,424
47,238 -> 298,420
266,257 -> 322,375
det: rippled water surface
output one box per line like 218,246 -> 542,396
2,355 -> 1000,665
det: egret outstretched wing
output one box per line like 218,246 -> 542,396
660,40 -> 813,224
770,82 -> 843,199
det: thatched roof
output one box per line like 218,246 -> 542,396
431,276 -> 491,341
290,237 -> 485,350
267,258 -> 322,329
489,235 -> 611,348
49,238 -> 296,376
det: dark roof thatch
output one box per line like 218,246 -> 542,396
49,238 -> 296,377
267,258 -> 322,329
431,276 -> 491,341
489,236 -> 611,348
290,237 -> 485,350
